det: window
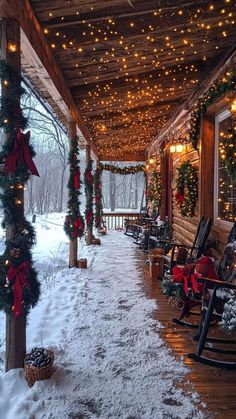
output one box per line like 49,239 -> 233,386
215,110 -> 236,226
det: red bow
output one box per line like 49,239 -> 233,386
7,261 -> 30,319
173,266 -> 204,296
176,191 -> 184,204
6,131 -> 39,176
172,266 -> 189,294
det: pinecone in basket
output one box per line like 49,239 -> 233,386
26,347 -> 52,368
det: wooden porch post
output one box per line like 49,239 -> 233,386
160,150 -> 172,220
0,18 -> 26,371
86,145 -> 93,245
68,121 -> 78,267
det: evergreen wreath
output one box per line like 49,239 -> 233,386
147,170 -> 162,208
188,69 -> 236,149
85,160 -> 94,229
175,160 -> 198,218
0,60 -> 40,317
219,128 -> 236,179
94,167 -> 103,229
64,138 -> 85,239
99,163 -> 144,174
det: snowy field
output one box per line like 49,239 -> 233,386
0,215 -> 208,419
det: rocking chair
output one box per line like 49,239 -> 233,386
172,222 -> 236,329
188,225 -> 236,369
162,216 -> 212,275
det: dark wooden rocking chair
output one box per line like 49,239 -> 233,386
188,224 -> 236,369
148,217 -> 171,251
162,216 -> 212,275
172,222 -> 236,328
124,207 -> 147,236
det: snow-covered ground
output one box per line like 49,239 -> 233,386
0,216 -> 207,419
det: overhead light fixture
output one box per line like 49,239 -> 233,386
176,144 -> 184,153
231,98 -> 236,114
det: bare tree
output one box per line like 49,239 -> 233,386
22,91 -> 69,214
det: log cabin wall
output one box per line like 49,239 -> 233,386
168,93 -> 234,257
170,127 -> 200,248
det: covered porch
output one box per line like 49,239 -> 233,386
0,1 -> 236,418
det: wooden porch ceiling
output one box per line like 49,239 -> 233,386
29,0 -> 236,161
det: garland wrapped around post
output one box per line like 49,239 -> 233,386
175,160 -> 198,218
94,167 -> 103,229
64,138 -> 85,239
219,127 -> 236,179
188,69 -> 236,149
85,160 -> 94,229
147,170 -> 162,209
98,163 -> 144,174
0,60 -> 40,318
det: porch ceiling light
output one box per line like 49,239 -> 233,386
231,98 -> 236,115
176,144 -> 184,153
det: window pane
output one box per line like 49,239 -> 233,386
217,116 -> 236,222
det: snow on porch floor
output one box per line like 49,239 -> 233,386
0,231 -> 208,419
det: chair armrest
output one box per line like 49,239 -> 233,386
197,277 -> 236,290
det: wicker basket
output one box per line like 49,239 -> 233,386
78,258 -> 87,268
24,349 -> 54,387
92,238 -> 101,245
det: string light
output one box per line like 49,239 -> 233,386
41,3 -> 236,159
7,42 -> 17,52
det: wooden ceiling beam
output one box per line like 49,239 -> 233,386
33,0 -> 211,26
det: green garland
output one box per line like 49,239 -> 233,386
99,163 -> 144,174
147,170 -> 162,208
85,160 -> 94,229
221,296 -> 236,333
94,167 -> 103,229
176,161 -> 198,218
219,128 -> 236,179
189,69 -> 236,149
0,60 -> 40,316
64,138 -> 85,239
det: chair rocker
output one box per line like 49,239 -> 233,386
188,227 -> 236,369
188,277 -> 236,369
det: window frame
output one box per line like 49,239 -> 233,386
214,108 -> 234,228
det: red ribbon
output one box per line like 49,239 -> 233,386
7,261 -> 30,319
86,171 -> 93,184
86,211 -> 93,225
73,172 -> 80,190
176,191 -> 184,204
172,266 -> 189,294
6,131 -> 39,176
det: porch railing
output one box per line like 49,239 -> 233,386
103,212 -> 140,230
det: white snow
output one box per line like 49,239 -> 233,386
0,217 -> 208,419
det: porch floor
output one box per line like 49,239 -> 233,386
137,246 -> 236,419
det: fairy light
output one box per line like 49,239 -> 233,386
7,42 -> 17,52
40,2 -> 236,160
